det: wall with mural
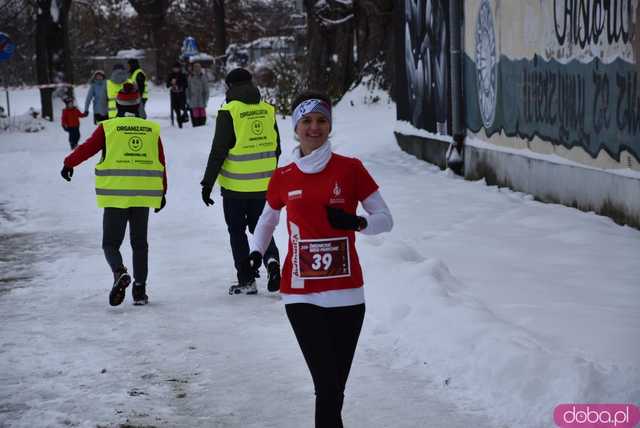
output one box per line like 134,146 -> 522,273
397,0 -> 452,135
464,0 -> 640,170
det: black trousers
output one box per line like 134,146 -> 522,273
222,197 -> 279,284
102,207 -> 149,284
93,113 -> 108,124
67,127 -> 80,150
286,303 -> 366,428
170,93 -> 187,128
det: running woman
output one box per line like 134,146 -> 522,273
245,91 -> 393,427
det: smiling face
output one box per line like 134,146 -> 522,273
295,112 -> 331,156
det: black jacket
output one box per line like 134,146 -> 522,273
201,82 -> 281,199
166,72 -> 188,92
129,65 -> 147,100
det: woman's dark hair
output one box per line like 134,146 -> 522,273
291,91 -> 332,113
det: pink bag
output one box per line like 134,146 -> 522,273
191,107 -> 206,118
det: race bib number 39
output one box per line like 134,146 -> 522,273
294,237 -> 351,279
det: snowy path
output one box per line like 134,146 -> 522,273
1,86 -> 638,427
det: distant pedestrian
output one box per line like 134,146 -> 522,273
61,97 -> 87,150
127,58 -> 148,118
186,63 -> 209,127
107,64 -> 129,119
84,70 -> 108,124
166,62 -> 188,128
60,83 -> 168,307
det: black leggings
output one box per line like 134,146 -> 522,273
286,303 -> 365,428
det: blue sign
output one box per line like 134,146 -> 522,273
0,33 -> 15,62
181,36 -> 199,59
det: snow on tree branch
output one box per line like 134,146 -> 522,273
316,12 -> 354,26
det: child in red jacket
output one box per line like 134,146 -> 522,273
61,97 -> 87,150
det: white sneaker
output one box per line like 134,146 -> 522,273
229,280 -> 257,295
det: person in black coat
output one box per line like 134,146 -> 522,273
165,62 -> 189,128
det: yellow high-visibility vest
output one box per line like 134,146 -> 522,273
95,117 -> 164,208
218,100 -> 278,192
129,68 -> 149,99
107,80 -> 124,119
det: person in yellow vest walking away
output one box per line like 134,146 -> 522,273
201,68 -> 281,295
106,63 -> 129,119
60,83 -> 168,306
127,58 -> 148,119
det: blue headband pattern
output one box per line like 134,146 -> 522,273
292,99 -> 332,129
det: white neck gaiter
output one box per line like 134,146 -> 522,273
292,140 -> 332,174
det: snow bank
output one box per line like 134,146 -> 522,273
331,83 -> 640,427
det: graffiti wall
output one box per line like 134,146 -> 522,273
464,0 -> 640,168
397,0 -> 452,135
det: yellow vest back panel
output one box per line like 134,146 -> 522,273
218,100 -> 277,192
128,69 -> 149,99
95,117 -> 164,208
107,80 -> 124,119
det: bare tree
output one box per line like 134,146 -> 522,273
35,0 -> 74,121
212,0 -> 226,78
353,0 -> 394,91
303,0 -> 355,98
128,0 -> 173,79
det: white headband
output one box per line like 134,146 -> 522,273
292,98 -> 332,129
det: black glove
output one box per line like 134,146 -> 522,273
154,196 -> 166,213
241,251 -> 262,278
326,206 -> 367,231
61,165 -> 73,181
202,185 -> 214,206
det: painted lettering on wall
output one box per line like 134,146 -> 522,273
553,0 -> 633,48
544,0 -> 637,63
464,54 -> 640,162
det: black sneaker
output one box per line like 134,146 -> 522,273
109,267 -> 131,306
132,282 -> 148,306
267,261 -> 281,292
228,280 -> 257,295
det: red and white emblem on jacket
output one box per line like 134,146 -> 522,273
329,181 -> 345,204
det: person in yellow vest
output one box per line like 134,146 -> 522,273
106,63 -> 128,119
201,68 -> 281,295
60,83 -> 168,307
127,58 -> 148,119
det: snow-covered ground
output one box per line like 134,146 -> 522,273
0,84 -> 638,428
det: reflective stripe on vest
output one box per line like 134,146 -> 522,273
107,80 -> 124,119
217,100 -> 277,192
219,170 -> 274,180
96,189 -> 164,197
95,169 -> 163,177
128,69 -> 148,99
95,117 -> 164,208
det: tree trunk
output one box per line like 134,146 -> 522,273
36,0 -> 53,120
128,0 -> 171,81
212,0 -> 226,79
35,0 -> 73,121
353,0 -> 394,91
303,0 -> 355,98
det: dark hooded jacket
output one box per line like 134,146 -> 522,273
128,62 -> 147,100
201,82 -> 281,199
